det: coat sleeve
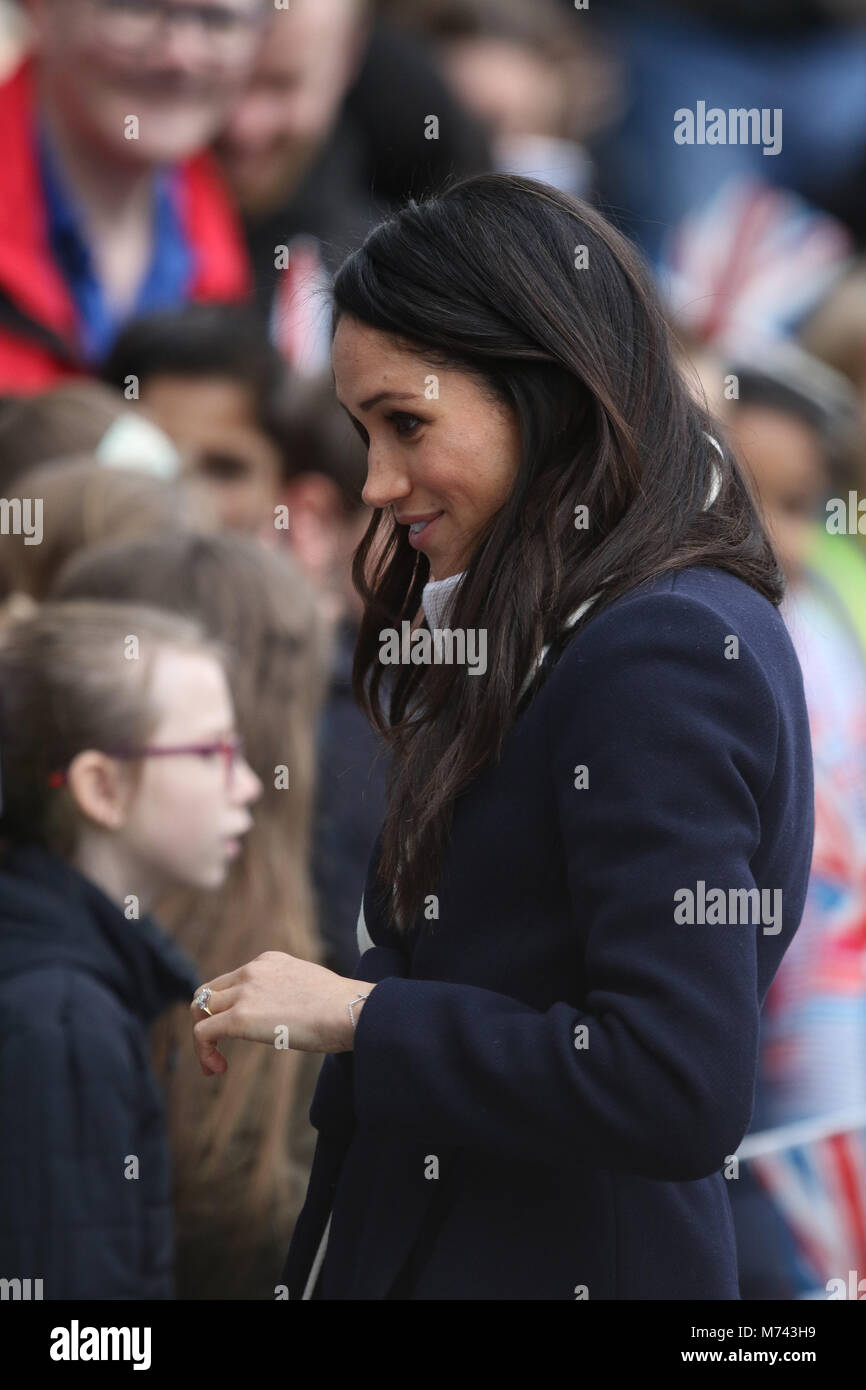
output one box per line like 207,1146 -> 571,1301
351,591 -> 786,1181
0,973 -> 158,1299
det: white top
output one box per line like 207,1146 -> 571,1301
421,569 -> 465,630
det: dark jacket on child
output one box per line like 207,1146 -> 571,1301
0,843 -> 199,1298
281,565 -> 815,1300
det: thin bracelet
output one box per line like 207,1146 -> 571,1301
348,993 -> 369,1029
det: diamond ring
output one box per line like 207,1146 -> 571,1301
194,986 -> 213,1017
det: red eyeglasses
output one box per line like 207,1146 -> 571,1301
47,735 -> 245,790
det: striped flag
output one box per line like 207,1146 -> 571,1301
737,1109 -> 866,1294
270,234 -> 333,377
663,175 -> 852,349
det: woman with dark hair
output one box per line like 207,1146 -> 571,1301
189,173 -> 814,1300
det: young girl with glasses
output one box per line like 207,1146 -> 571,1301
0,600 -> 261,1298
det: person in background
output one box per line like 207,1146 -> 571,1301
0,379 -> 182,490
670,318 -> 729,417
0,380 -> 187,621
279,371 -> 388,977
800,259 -> 866,493
102,304 -> 289,537
379,0 -> 620,198
216,0 -> 374,280
0,601 -> 262,1297
0,0 -> 27,78
214,0 -> 493,372
52,533 -> 328,1300
797,261 -> 866,655
214,0 -> 377,375
341,9 -> 491,211
0,0 -> 269,392
0,455 -> 210,614
279,371 -> 370,624
724,345 -> 866,1296
586,0 -> 866,269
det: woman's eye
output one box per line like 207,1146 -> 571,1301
388,412 -> 422,437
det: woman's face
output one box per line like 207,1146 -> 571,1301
332,316 -> 522,580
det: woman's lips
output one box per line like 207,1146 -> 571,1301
407,512 -> 444,549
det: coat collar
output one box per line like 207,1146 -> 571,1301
0,843 -> 200,1023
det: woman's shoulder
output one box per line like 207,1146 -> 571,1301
528,565 -> 811,815
603,563 -> 782,625
540,564 -> 804,729
566,565 -> 792,667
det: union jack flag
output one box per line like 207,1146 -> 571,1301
737,1110 -> 866,1295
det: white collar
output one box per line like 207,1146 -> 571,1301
421,570 -> 465,631
420,570 -> 598,702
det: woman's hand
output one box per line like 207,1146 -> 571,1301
190,951 -> 376,1076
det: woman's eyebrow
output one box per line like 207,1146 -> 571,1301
338,390 -> 421,414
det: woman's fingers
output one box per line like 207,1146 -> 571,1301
192,1015 -> 231,1076
190,985 -> 240,1075
195,966 -> 243,994
189,984 -> 236,1018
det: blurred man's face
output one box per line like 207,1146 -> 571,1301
216,0 -> 367,216
29,0 -> 267,166
443,39 -> 565,141
138,374 -> 283,535
729,404 -> 827,586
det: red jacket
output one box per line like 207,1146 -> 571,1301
0,60 -> 251,393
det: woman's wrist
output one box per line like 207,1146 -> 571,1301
337,982 -> 376,1052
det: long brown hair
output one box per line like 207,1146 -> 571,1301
333,173 -> 783,935
53,532 -> 329,1298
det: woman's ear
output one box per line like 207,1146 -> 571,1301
65,751 -> 132,831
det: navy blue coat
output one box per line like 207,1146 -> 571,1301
0,844 -> 200,1298
312,616 -> 389,978
282,565 -> 814,1300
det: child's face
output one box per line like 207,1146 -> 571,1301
139,375 -> 284,535
728,404 -> 828,586
118,648 -> 262,894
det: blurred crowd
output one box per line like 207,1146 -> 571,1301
0,0 -> 864,1300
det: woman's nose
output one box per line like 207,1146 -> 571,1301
361,448 -> 412,511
